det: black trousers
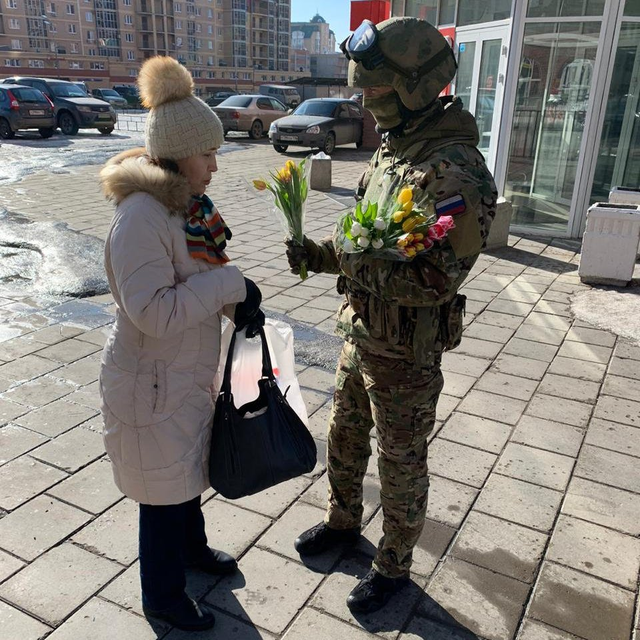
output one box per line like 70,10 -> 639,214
138,494 -> 208,611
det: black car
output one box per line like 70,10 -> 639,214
269,98 -> 364,154
112,84 -> 141,108
0,84 -> 55,139
2,77 -> 117,135
205,91 -> 238,108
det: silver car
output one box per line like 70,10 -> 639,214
213,95 -> 289,139
269,98 -> 364,154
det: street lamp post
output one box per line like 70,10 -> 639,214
41,15 -> 59,78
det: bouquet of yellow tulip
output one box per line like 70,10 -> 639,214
252,158 -> 310,280
336,177 -> 455,260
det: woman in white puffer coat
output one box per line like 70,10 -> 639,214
99,56 -> 264,633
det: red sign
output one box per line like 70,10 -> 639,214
350,1 -> 391,31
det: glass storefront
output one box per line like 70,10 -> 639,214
503,21 -> 601,232
590,22 -> 640,203
458,0 -> 511,26
526,0 -> 605,17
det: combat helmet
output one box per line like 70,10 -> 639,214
344,17 -> 457,112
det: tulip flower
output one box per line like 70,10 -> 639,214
392,210 -> 405,223
357,236 -> 370,248
374,218 -> 386,230
343,239 -> 355,252
252,179 -> 268,191
372,238 -> 384,249
285,160 -> 296,172
360,226 -> 369,237
351,221 -> 363,236
402,215 -> 426,233
402,200 -> 414,213
397,187 -> 413,206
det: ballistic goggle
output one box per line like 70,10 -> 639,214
340,20 -> 456,93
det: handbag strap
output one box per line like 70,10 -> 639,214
220,325 -> 276,398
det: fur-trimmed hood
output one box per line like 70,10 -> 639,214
100,147 -> 191,215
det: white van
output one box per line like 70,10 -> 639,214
258,84 -> 301,108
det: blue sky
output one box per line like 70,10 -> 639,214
291,0 -> 352,49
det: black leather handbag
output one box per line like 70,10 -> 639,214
209,326 -> 317,499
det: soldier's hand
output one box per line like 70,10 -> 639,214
285,236 -> 319,275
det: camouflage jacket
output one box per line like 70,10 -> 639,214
311,97 -> 497,367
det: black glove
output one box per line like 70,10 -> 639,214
285,236 -> 320,275
234,278 -> 265,338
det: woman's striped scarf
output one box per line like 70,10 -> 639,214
185,194 -> 232,264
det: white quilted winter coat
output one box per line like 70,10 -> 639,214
99,148 -> 246,505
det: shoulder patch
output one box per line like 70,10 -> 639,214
435,194 -> 466,217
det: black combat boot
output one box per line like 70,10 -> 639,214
346,568 -> 409,613
294,522 -> 361,555
185,546 -> 238,575
143,595 -> 216,631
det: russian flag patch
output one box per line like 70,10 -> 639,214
435,194 -> 466,217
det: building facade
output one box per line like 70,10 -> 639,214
0,0 -> 304,93
290,13 -> 335,56
388,0 -> 640,238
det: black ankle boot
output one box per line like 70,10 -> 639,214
143,595 -> 216,631
185,546 -> 238,575
346,569 -> 408,613
294,522 -> 360,555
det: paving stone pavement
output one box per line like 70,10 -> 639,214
1,138 -> 640,640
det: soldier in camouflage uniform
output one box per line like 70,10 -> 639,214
287,17 -> 497,613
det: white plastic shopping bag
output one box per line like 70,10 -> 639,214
215,318 -> 308,425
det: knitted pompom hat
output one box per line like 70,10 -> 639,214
138,56 -> 224,160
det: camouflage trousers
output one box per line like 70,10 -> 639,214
324,340 -> 443,578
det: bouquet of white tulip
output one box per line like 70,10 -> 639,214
337,176 -> 455,261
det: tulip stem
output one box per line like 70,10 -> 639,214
299,261 -> 308,281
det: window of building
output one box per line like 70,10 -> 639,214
49,2 -> 56,14
71,43 -> 78,52
49,23 -> 57,32
88,47 -> 96,55
9,18 -> 19,28
123,0 -> 132,4
91,61 -> 105,69
438,0 -> 455,23
85,11 -> 92,21
176,19 -> 182,29
193,69 -> 202,77
127,50 -> 135,60
207,8 -> 212,17
175,2 -> 181,11
207,70 -> 214,78
29,59 -> 45,68
87,29 -> 94,40
526,0 -> 605,17
124,14 -> 133,24
207,25 -> 212,34
207,40 -> 213,49
129,68 -> 137,76
196,23 -> 201,32
68,23 -> 76,33
217,27 -> 222,36
458,0 -> 511,25
66,3 -> 75,13
625,0 -> 640,15
5,58 -> 21,66
5,0 -> 17,8
125,32 -> 133,42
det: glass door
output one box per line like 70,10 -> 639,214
454,25 -> 509,172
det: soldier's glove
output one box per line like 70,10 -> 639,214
234,278 -> 265,339
285,236 -> 320,275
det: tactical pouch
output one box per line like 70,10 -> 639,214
441,294 -> 466,351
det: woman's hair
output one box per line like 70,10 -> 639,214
147,155 -> 180,175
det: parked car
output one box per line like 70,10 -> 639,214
72,81 -> 90,95
258,84 -> 301,108
112,84 -> 141,108
92,88 -> 128,109
213,94 -> 289,139
205,91 -> 238,107
269,98 -> 364,154
2,77 -> 117,135
0,84 -> 55,139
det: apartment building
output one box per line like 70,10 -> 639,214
0,0 -> 301,93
